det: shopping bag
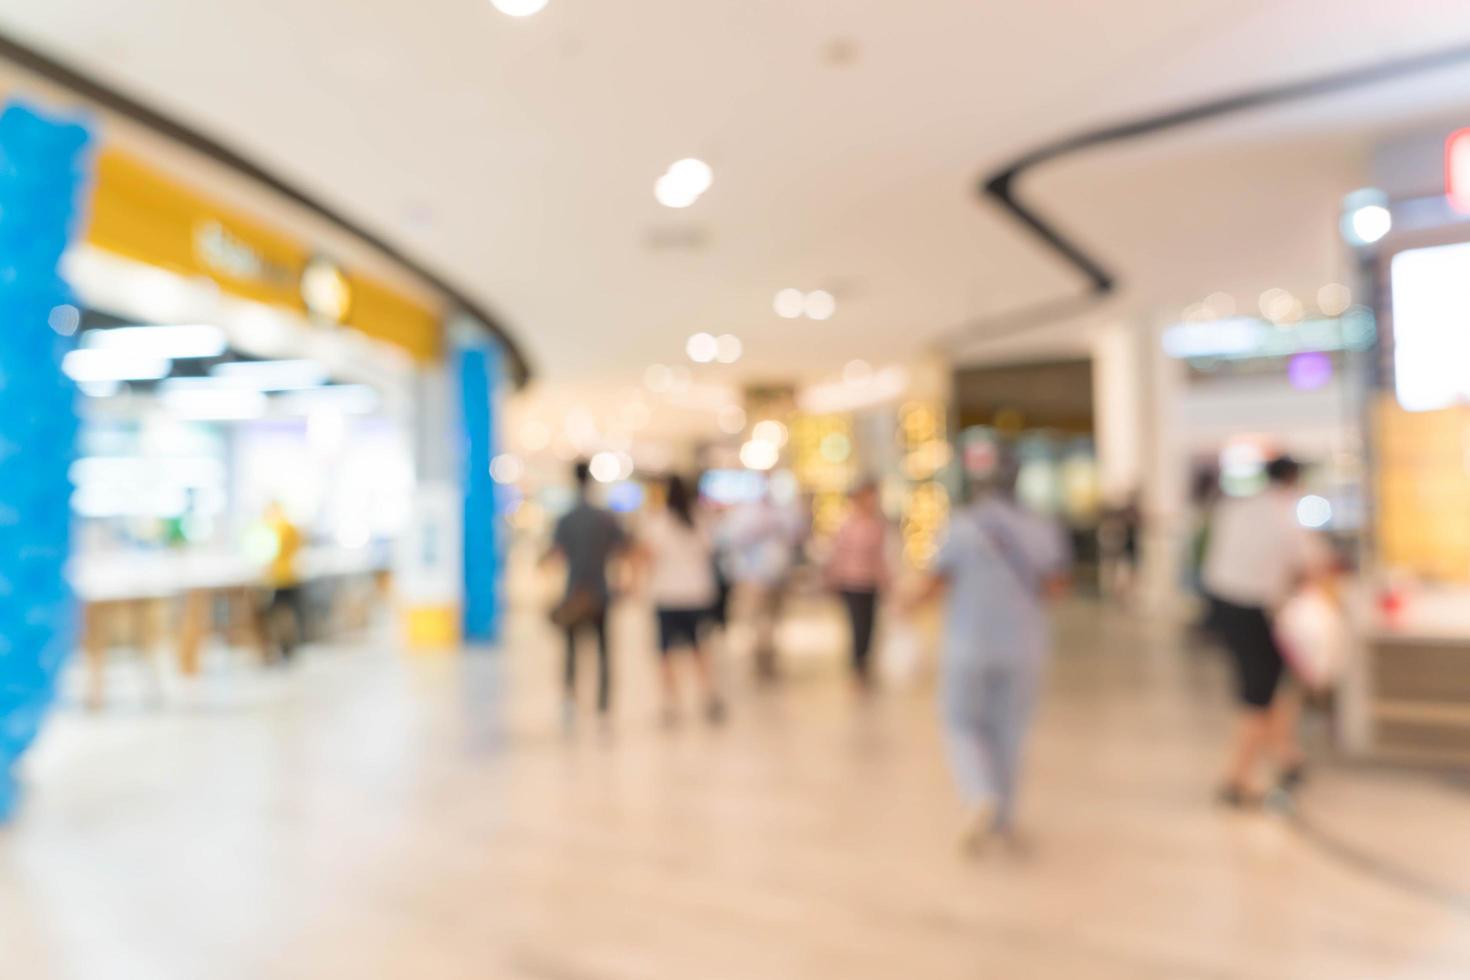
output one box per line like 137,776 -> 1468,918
879,617 -> 926,685
1274,586 -> 1350,691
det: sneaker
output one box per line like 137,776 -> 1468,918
704,698 -> 728,725
959,802 -> 998,856
1278,763 -> 1307,793
1216,783 -> 1260,809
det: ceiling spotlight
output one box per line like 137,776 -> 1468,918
655,174 -> 699,209
718,404 -> 747,434
1340,188 -> 1391,246
1317,283 -> 1352,317
491,0 -> 549,16
715,334 -> 743,364
589,451 -> 622,484
48,305 -> 80,337
667,158 -> 712,196
1203,292 -> 1236,317
644,363 -> 674,393
751,419 -> 788,447
774,288 -> 805,319
1258,288 -> 1301,325
519,419 -> 551,451
803,289 -> 836,320
655,157 -> 713,209
686,332 -> 718,364
1349,205 -> 1391,245
740,439 -> 779,471
490,453 -> 524,484
842,359 -> 873,385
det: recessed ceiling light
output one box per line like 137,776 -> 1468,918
774,288 -> 805,319
1317,283 -> 1352,317
644,363 -> 674,393
804,290 -> 836,320
718,404 -> 747,434
715,334 -> 743,364
686,332 -> 718,363
751,419 -> 788,447
491,0 -> 549,17
843,359 -> 872,385
655,158 -> 713,209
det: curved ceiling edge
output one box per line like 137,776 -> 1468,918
955,39 -> 1470,350
0,28 -> 533,387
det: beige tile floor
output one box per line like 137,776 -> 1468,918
2,600 -> 1469,979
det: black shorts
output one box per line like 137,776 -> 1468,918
1211,597 -> 1285,709
656,607 -> 706,654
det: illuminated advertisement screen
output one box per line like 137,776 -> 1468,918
1390,241 -> 1470,411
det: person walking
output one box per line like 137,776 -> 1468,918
825,480 -> 892,688
261,500 -> 305,662
545,461 -> 627,727
906,459 -> 1068,854
635,475 -> 726,725
1202,455 -> 1317,805
720,489 -> 797,681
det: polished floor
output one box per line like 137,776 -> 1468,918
3,599 -> 1470,979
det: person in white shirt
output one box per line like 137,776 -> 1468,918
635,475 -> 726,725
1202,456 -> 1317,805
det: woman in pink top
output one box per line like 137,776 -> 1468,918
826,480 -> 892,687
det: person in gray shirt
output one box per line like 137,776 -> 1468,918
906,455 -> 1069,855
546,461 -> 628,724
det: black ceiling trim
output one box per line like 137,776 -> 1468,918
0,28 -> 532,387
959,40 -> 1470,348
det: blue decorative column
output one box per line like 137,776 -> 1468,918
458,340 -> 503,644
0,102 -> 92,821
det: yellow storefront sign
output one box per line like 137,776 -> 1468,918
85,148 -> 441,360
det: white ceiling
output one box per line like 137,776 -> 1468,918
7,0 -> 1470,391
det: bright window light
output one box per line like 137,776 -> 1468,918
1390,241 -> 1470,411
211,359 -> 328,390
162,387 -> 268,421
83,324 -> 227,359
276,385 -> 380,416
62,349 -> 171,383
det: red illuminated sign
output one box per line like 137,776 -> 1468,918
1446,128 -> 1470,213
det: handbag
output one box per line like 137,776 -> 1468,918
1273,585 -> 1349,691
550,586 -> 603,630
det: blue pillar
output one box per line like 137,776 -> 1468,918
458,341 -> 503,644
0,102 -> 92,821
